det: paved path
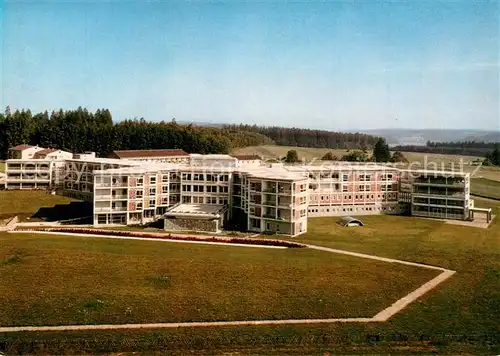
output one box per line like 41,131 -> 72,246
0,236 -> 456,333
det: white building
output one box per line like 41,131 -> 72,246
4,148 -> 479,237
33,148 -> 73,160
8,145 -> 45,160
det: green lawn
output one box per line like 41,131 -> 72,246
0,190 -> 79,221
2,199 -> 498,354
1,192 -> 499,354
471,178 -> 500,200
0,232 -> 437,327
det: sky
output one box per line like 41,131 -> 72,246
1,0 -> 499,130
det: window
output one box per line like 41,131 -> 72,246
209,197 -> 217,204
150,176 -> 156,184
182,185 -> 191,192
149,188 -> 156,195
182,196 -> 191,203
207,186 -> 217,193
332,173 -> 339,179
343,175 -> 349,181
162,186 -> 168,193
182,173 -> 192,181
193,185 -> 204,193
321,195 -> 324,201
300,184 -> 306,192
366,185 -> 371,192
137,178 -> 143,187
136,190 -> 143,198
343,185 -> 348,192
162,175 -> 169,183
300,209 -> 307,217
149,199 -> 155,208
170,173 -> 178,180
193,173 -> 204,181
193,196 -> 202,204
219,186 -> 228,193
359,185 -> 365,192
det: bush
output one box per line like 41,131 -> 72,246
15,228 -> 305,248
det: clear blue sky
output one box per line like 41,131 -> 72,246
1,0 -> 499,130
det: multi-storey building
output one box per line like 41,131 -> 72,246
239,167 -> 309,236
304,165 -> 401,216
401,170 -> 470,220
5,159 -> 54,190
4,148 -> 480,237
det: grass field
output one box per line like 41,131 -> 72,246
471,178 -> 500,200
233,144 -> 484,166
1,189 -> 499,354
0,190 -> 78,221
0,232 -> 438,327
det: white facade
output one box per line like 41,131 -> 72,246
4,148 -> 475,236
8,145 -> 45,160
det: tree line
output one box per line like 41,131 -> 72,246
391,144 -> 493,157
426,140 -> 499,149
0,107 -> 277,159
222,124 -> 378,149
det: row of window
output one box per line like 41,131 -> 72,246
181,173 -> 229,182
311,193 -> 398,201
181,185 -> 229,193
308,205 -> 395,214
181,196 -> 229,205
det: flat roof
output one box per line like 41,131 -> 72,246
164,204 -> 227,218
400,169 -> 469,177
190,154 -> 237,160
110,149 -> 189,159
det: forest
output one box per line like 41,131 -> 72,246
223,124 -> 378,149
0,107 -> 377,159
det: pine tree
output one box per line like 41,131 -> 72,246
285,149 -> 300,163
373,138 -> 392,162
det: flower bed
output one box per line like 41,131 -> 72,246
14,227 -> 306,248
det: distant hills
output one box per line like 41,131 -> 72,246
359,129 -> 500,146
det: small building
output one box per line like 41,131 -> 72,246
109,149 -> 190,164
33,148 -> 73,160
8,145 -> 45,160
231,154 -> 263,166
190,154 -> 238,168
163,204 -> 228,233
339,216 -> 364,227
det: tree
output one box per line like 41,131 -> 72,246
321,152 -> 338,161
391,151 -> 408,163
485,143 -> 500,166
285,149 -> 300,163
341,150 -> 369,162
373,138 -> 391,162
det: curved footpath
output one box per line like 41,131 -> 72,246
0,231 -> 456,333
